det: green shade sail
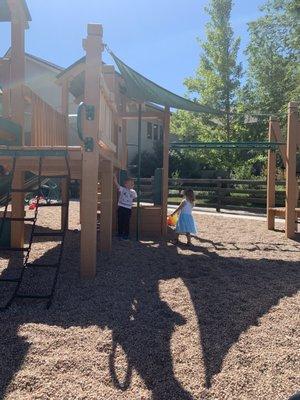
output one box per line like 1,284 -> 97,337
108,50 -> 222,115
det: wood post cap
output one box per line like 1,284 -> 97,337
87,24 -> 103,37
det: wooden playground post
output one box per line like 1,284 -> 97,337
11,170 -> 25,248
267,117 -> 277,230
285,102 -> 298,239
61,178 -> 69,231
161,106 -> 170,237
60,81 -> 69,231
9,1 -> 26,143
8,0 -> 27,248
80,24 -> 102,278
61,79 -> 69,137
99,160 -> 113,252
1,59 -> 11,118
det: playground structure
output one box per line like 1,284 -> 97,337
0,0 -> 171,292
0,0 -> 299,307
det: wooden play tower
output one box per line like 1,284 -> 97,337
0,0 -> 171,290
0,0 -> 299,309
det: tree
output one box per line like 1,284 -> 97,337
246,0 -> 300,119
184,0 -> 242,141
171,0 -> 244,174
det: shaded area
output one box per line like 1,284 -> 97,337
0,230 -> 299,399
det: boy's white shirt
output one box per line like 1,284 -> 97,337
117,184 -> 137,209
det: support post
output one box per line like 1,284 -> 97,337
1,59 -> 11,118
285,102 -> 298,239
267,117 -> 277,230
216,176 -> 222,212
99,160 -> 113,252
11,169 -> 25,248
9,11 -> 26,144
61,178 -> 69,231
61,79 -> 69,145
136,103 -> 142,241
161,106 -> 170,237
80,24 -> 102,278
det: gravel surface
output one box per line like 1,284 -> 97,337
0,201 -> 299,400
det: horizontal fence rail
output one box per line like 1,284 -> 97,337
134,175 -> 300,212
168,178 -> 300,212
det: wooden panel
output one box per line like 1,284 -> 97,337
130,206 -> 162,237
24,86 -> 67,146
99,159 -> 113,253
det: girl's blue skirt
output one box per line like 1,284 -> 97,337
175,213 -> 197,234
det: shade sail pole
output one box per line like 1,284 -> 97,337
162,106 -> 170,237
136,103 -> 142,241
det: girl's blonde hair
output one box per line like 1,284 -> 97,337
184,189 -> 195,204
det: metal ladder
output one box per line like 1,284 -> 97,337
0,155 -> 70,310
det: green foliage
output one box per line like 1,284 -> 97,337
171,0 -> 298,179
246,0 -> 300,119
130,142 -> 163,178
184,0 -> 242,143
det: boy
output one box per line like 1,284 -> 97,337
113,174 -> 137,240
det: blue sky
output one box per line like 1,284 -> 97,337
0,0 -> 264,95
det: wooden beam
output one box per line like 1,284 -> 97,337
99,159 -> 113,252
61,177 -> 69,231
267,117 -> 277,230
9,14 -> 26,144
11,169 -> 25,248
0,58 -> 11,117
285,102 -> 298,238
161,106 -> 170,237
80,24 -> 103,279
61,80 -> 69,150
271,118 -> 287,164
121,111 -> 164,120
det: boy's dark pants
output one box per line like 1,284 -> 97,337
117,206 -> 131,237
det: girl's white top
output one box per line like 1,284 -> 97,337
181,199 -> 193,214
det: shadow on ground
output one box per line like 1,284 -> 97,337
0,229 -> 299,399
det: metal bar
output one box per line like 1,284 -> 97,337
136,103 -> 142,241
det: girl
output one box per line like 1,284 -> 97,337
171,189 -> 197,245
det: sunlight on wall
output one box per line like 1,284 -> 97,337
158,278 -> 206,396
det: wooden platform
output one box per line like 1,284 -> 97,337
0,146 -> 83,179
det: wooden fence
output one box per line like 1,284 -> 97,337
137,177 -> 300,212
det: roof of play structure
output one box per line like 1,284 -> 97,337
57,52 -> 221,115
0,0 -> 31,22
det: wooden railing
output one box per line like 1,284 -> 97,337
23,85 -> 67,146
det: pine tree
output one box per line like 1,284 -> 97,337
184,0 -> 242,141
